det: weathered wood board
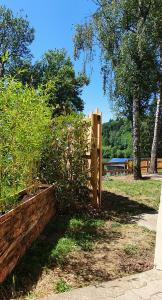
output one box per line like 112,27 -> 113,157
0,185 -> 56,283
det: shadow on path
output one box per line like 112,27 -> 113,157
101,190 -> 157,224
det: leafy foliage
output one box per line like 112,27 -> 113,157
17,49 -> 89,116
55,279 -> 71,294
102,116 -> 162,160
0,78 -> 51,212
123,244 -> 139,256
40,113 -> 91,210
102,119 -> 132,159
74,0 -> 162,179
51,238 -> 76,264
0,5 -> 34,76
74,0 -> 159,106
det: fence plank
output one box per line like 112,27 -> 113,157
90,113 -> 98,207
98,112 -> 102,207
88,109 -> 102,208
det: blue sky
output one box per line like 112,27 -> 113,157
1,0 -> 113,122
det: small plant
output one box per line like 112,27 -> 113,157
55,278 -> 71,293
123,244 -> 139,256
69,217 -> 105,231
26,291 -> 36,299
51,237 -> 76,263
79,240 -> 94,251
111,222 -> 122,228
86,218 -> 105,229
69,218 -> 84,230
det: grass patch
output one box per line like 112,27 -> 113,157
103,176 -> 161,210
0,190 -> 156,300
67,216 -> 105,252
76,236 -> 94,251
111,222 -> 122,228
69,218 -> 84,230
69,217 -> 105,231
55,278 -> 71,293
123,244 -> 139,256
51,238 -> 76,264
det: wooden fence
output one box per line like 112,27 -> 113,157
141,158 -> 162,173
87,109 -> 102,208
103,158 -> 162,175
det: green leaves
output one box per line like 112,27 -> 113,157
40,113 -> 90,211
0,77 -> 51,212
74,0 -> 159,113
30,49 -> 89,116
102,119 -> 133,159
0,5 -> 34,76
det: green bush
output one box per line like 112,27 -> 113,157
0,79 -> 90,213
41,112 -> 90,211
0,77 -> 51,212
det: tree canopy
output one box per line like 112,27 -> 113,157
16,49 -> 89,116
0,5 -> 34,76
102,112 -> 162,160
74,0 -> 162,179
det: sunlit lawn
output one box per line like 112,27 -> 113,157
103,175 -> 161,210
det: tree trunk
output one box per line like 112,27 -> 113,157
133,95 -> 142,180
0,60 -> 4,77
149,99 -> 162,173
149,42 -> 162,174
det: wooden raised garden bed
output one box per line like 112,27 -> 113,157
0,185 -> 56,283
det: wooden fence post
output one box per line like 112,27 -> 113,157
89,109 -> 102,208
98,110 -> 102,207
91,112 -> 98,207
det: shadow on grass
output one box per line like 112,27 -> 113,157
0,190 -> 156,299
101,190 -> 157,224
0,213 -> 118,299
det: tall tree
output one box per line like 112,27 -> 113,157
74,0 -> 157,179
150,99 -> 162,173
30,49 -> 89,115
148,1 -> 162,173
0,5 -> 34,76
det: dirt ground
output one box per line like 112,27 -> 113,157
0,183 -> 156,300
26,224 -> 154,299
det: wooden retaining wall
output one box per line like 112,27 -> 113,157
0,185 -> 56,283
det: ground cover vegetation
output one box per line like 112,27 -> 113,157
1,177 -> 158,299
74,0 -> 162,178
